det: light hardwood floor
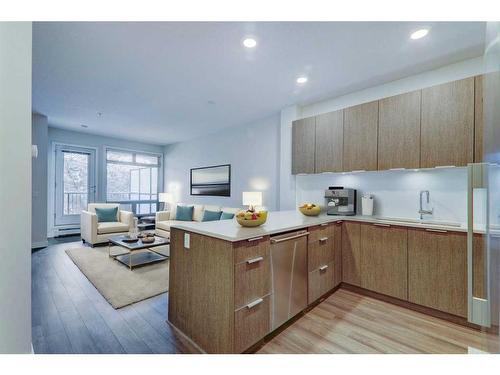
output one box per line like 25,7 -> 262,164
258,289 -> 499,354
33,240 -> 498,354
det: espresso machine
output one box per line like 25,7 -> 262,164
325,187 -> 357,215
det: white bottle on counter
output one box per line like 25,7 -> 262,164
361,194 -> 374,216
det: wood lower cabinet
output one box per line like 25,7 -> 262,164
308,261 -> 335,303
343,101 -> 379,171
360,224 -> 408,300
474,75 -> 484,162
421,77 -> 474,168
307,222 -> 342,303
234,295 -> 271,353
341,222 -> 362,286
315,110 -> 343,173
378,90 -> 421,170
292,116 -> 315,174
408,229 -> 467,317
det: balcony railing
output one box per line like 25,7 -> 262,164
63,192 -> 88,215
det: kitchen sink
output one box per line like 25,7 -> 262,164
374,216 -> 462,227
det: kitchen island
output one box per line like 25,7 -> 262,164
167,210 -> 491,353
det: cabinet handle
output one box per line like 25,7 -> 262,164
319,265 -> 329,272
425,229 -> 448,233
373,223 -> 391,227
270,232 -> 309,244
246,256 -> 264,264
319,237 -> 328,242
247,236 -> 264,242
246,298 -> 263,309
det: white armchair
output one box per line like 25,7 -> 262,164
81,203 -> 134,246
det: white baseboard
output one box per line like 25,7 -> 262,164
31,240 -> 48,249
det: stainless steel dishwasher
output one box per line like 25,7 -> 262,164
269,229 -> 309,330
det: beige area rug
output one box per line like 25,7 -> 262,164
66,245 -> 169,309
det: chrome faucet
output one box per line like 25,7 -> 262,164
419,190 -> 433,220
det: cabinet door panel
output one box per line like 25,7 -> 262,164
341,222 -> 362,286
315,110 -> 343,172
308,261 -> 335,303
361,225 -> 408,300
292,117 -> 315,174
474,75 -> 484,163
378,91 -> 421,170
234,295 -> 271,353
408,229 -> 467,317
333,223 -> 342,287
421,78 -> 474,167
343,101 -> 378,171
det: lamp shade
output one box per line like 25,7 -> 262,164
158,192 -> 173,203
242,191 -> 262,206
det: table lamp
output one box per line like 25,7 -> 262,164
158,192 -> 173,211
242,191 -> 262,212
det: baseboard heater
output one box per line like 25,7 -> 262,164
53,227 -> 80,237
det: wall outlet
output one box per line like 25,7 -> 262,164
184,233 -> 190,249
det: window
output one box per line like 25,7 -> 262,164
106,149 -> 161,215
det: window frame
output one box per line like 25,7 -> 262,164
105,147 -> 163,216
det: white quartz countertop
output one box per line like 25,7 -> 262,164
169,210 -> 496,242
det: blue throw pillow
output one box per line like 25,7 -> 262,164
175,205 -> 194,221
220,212 -> 235,220
202,210 -> 222,222
95,207 -> 118,223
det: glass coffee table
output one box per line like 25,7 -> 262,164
108,235 -> 169,270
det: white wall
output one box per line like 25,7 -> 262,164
164,115 -> 280,210
280,57 -> 489,216
32,113 -> 49,248
47,127 -> 164,235
0,22 -> 32,353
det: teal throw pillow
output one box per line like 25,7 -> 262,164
220,212 -> 235,220
95,207 -> 118,223
202,210 -> 222,222
175,205 -> 194,221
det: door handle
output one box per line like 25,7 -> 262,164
247,236 -> 264,242
425,228 -> 447,233
319,265 -> 329,272
319,237 -> 328,242
373,223 -> 390,227
246,256 -> 263,264
246,298 -> 263,309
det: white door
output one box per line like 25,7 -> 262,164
54,145 -> 96,226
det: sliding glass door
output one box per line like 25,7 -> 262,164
54,145 -> 96,226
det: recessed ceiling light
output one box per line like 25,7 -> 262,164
410,29 -> 429,40
243,38 -> 257,48
296,76 -> 308,84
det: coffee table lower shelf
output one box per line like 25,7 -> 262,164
114,250 -> 167,269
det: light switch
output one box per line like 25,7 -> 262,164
184,233 -> 190,249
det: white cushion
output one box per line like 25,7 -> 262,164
97,221 -> 130,235
192,204 -> 204,222
157,220 -> 187,232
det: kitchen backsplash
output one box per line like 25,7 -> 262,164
295,167 -> 498,225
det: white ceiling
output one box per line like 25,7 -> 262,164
32,22 -> 486,145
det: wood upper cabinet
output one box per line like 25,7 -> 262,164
421,78 -> 474,168
315,110 -> 343,173
408,229 -> 467,317
378,91 -> 421,170
292,116 -> 315,174
360,224 -> 408,300
341,222 -> 362,286
343,101 -> 379,171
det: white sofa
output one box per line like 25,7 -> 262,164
81,203 -> 134,246
155,204 -> 240,238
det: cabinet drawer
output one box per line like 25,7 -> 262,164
234,236 -> 270,264
234,295 -> 271,353
308,238 -> 334,272
308,223 -> 332,243
234,256 -> 271,309
308,261 -> 335,304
